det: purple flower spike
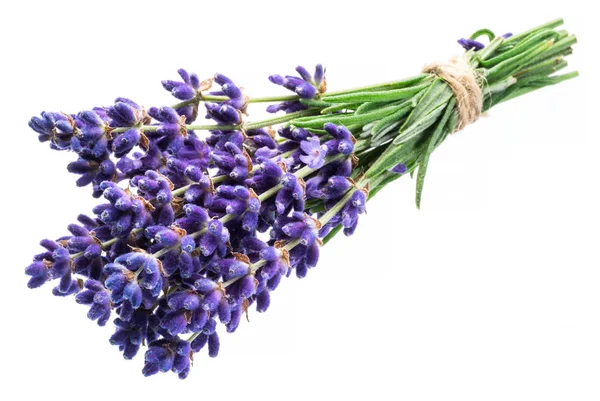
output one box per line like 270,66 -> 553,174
314,64 -> 325,87
107,98 -> 143,127
212,73 -> 246,111
295,82 -> 318,98
295,65 -> 313,83
162,68 -> 200,101
113,128 -> 141,158
143,339 -> 192,377
458,38 -> 485,51
323,123 -> 355,156
275,173 -> 306,215
276,212 -> 320,246
341,190 -> 367,236
25,261 -> 50,289
75,279 -> 111,326
267,64 -> 325,113
205,102 -> 241,125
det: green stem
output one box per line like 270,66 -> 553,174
479,29 -> 561,68
111,109 -> 319,135
111,126 -> 159,134
473,36 -> 505,65
204,94 -> 302,103
470,28 -> 496,42
173,94 -> 300,109
245,109 -> 320,130
70,230 -> 140,259
501,18 -> 564,46
248,95 -> 301,103
325,74 -> 431,97
186,124 -> 239,131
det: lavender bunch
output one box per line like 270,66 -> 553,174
25,19 -> 577,379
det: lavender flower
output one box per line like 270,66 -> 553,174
162,68 -> 201,101
212,73 -> 247,111
267,64 -> 325,113
458,38 -> 485,50
75,279 -> 111,326
24,21 -> 578,378
299,136 -> 328,168
323,122 -> 355,156
458,33 -> 512,51
110,310 -> 153,360
199,220 -> 230,257
340,190 -> 367,236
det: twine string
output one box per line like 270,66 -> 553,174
422,56 -> 484,132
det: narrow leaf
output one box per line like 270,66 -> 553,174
322,224 -> 343,245
415,98 -> 456,209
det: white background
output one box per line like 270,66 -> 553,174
0,1 -> 598,399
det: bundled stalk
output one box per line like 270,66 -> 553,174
25,18 -> 577,378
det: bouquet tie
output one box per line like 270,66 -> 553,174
422,55 -> 483,131
23,19 -> 578,379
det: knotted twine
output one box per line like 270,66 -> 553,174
422,56 -> 484,132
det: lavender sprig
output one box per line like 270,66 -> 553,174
25,18 -> 577,379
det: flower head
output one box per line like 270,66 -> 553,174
299,136 -> 327,169
458,38 -> 485,50
267,64 -> 325,114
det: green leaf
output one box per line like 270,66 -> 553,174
392,102 -> 447,145
435,109 -> 458,147
355,101 -> 384,115
320,103 -> 359,114
391,79 -> 453,145
299,99 -> 331,108
513,57 -> 567,80
292,102 -> 404,129
492,71 -> 579,104
499,18 -> 563,47
479,29 -> 561,68
355,143 -> 390,169
322,224 -> 343,245
370,128 -> 400,148
309,203 -> 327,214
401,79 -> 453,125
415,98 -> 456,209
370,103 -> 413,139
518,34 -> 576,69
364,135 -> 423,179
363,83 -> 457,180
304,198 -> 322,210
486,39 -> 554,83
